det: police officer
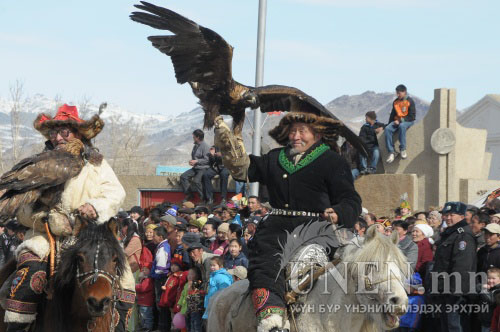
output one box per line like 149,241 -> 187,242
431,201 -> 477,332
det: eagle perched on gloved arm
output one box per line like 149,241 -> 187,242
0,139 -> 85,223
0,103 -> 106,227
130,2 -> 367,156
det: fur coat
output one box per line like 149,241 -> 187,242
17,158 -> 125,236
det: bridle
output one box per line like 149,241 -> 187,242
354,263 -> 403,301
75,242 -> 119,332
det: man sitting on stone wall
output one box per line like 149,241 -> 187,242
384,84 -> 416,163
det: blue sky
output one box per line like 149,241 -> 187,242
1,0 -> 499,116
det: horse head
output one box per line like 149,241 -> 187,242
344,225 -> 409,330
53,216 -> 126,322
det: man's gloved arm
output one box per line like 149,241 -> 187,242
214,116 -> 250,182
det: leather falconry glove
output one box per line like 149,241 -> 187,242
214,116 -> 250,181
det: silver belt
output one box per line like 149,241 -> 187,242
270,208 -> 321,218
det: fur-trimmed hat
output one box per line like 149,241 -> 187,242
34,104 -> 104,140
268,112 -> 344,149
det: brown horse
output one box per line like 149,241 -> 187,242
0,217 -> 127,332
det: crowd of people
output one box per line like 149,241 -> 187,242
353,197 -> 500,332
0,85 -> 493,332
115,195 -> 269,331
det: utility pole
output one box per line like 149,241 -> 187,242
250,0 -> 267,196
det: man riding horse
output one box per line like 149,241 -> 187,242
4,104 -> 135,332
215,112 -> 362,332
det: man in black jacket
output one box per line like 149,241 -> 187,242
431,201 -> 477,332
477,223 -> 500,273
359,111 -> 384,174
215,112 -> 361,332
384,84 -> 416,163
202,146 -> 230,205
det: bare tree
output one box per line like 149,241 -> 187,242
94,113 -> 151,176
53,94 -> 63,113
9,80 -> 26,164
78,95 -> 93,120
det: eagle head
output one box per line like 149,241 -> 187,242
63,139 -> 85,157
242,91 -> 259,109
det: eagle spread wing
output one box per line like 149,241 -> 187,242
130,2 -> 367,155
0,140 -> 85,222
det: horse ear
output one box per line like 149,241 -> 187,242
73,214 -> 89,236
364,225 -> 378,243
390,230 -> 399,245
107,218 -> 120,240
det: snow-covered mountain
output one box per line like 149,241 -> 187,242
0,91 -> 431,172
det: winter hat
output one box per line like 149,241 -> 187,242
175,216 -> 188,225
161,214 -> 177,227
145,224 -> 158,231
414,223 -> 434,238
34,103 -> 105,140
484,223 -> 500,235
228,266 -> 247,280
217,223 -> 229,234
182,233 -> 201,247
183,201 -> 195,209
190,216 -> 207,230
166,208 -> 177,217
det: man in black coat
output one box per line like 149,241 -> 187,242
384,84 -> 416,163
431,201 -> 477,332
359,111 -> 384,174
215,112 -> 362,332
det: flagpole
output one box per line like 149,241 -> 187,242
250,0 -> 267,197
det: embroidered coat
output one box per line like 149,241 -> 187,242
247,141 -> 361,225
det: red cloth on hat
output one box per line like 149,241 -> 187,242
39,104 -> 83,124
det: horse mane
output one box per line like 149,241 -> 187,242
342,226 -> 410,332
48,221 -> 126,332
345,225 -> 408,276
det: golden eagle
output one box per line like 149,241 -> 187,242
130,2 -> 367,155
0,139 -> 85,223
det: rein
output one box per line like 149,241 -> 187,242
75,242 -> 119,332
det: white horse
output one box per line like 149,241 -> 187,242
207,225 -> 409,332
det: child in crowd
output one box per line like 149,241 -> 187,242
481,268 -> 500,331
202,256 -> 233,320
177,267 -> 205,332
160,261 -> 188,312
223,239 -> 249,269
150,226 -> 171,332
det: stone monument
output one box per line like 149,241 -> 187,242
355,88 -> 500,215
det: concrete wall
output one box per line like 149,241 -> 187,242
355,174 -> 418,217
377,88 -> 491,210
